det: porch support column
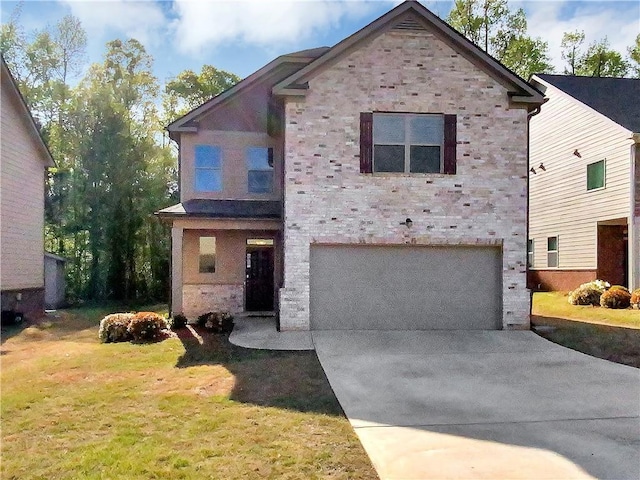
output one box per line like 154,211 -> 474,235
171,226 -> 184,315
631,140 -> 639,290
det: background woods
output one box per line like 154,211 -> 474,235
1,3 -> 638,304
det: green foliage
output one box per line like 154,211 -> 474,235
196,312 -> 235,334
561,31 -> 629,77
127,312 -> 169,342
600,288 -> 631,309
98,313 -> 134,343
447,0 -> 553,78
163,65 -> 240,124
629,34 -> 640,78
169,314 -> 189,330
568,280 -> 610,306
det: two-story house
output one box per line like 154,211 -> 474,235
528,74 -> 639,292
1,57 -> 56,321
158,1 -> 544,331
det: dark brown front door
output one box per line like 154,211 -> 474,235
246,247 -> 274,311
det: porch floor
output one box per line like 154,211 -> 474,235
229,316 -> 313,351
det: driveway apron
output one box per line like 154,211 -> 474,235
312,330 -> 640,480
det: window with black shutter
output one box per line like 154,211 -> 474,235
360,112 -> 456,174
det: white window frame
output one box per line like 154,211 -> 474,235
547,236 -> 558,268
198,236 -> 216,274
194,145 -> 222,192
586,159 -> 606,192
527,239 -> 534,268
372,113 -> 444,174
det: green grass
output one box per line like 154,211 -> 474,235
1,307 -> 378,480
532,291 -> 640,328
532,292 -> 640,368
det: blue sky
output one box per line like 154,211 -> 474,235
2,0 -> 638,85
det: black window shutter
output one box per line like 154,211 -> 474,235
360,112 -> 373,174
267,147 -> 274,168
443,114 -> 457,175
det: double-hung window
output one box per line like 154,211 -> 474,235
360,112 -> 456,174
247,147 -> 274,193
547,236 -> 558,268
527,239 -> 534,268
195,145 -> 222,192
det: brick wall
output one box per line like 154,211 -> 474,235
182,284 -> 244,319
279,28 -> 530,330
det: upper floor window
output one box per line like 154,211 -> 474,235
247,147 -> 274,194
587,159 -> 605,191
195,145 -> 222,192
359,112 -> 456,175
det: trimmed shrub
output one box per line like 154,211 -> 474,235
128,312 -> 169,342
196,311 -> 234,334
98,313 -> 134,343
169,314 -> 188,330
600,287 -> 631,309
631,289 -> 640,309
568,280 -> 610,306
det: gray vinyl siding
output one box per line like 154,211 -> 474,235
529,78 -> 632,270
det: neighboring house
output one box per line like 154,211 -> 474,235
528,74 -> 639,292
1,57 -> 55,321
158,1 -> 544,331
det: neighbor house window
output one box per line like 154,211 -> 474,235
199,236 -> 216,273
247,147 -> 274,193
359,112 -> 457,175
527,239 -> 534,268
195,145 -> 222,192
547,236 -> 558,268
587,159 -> 605,191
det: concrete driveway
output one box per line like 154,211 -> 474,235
312,330 -> 640,480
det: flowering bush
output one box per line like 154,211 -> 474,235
128,312 -> 169,342
169,313 -> 188,330
98,313 -> 134,343
196,311 -> 234,334
631,289 -> 640,309
568,280 -> 610,306
600,287 -> 631,309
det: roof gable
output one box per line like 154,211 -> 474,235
1,57 -> 55,167
272,1 -> 544,106
167,47 -> 329,134
534,74 -> 640,133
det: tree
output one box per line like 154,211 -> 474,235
561,31 -> 628,77
163,65 -> 240,124
447,0 -> 552,78
627,34 -> 640,78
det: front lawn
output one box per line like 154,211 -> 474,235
1,307 -> 377,479
532,292 -> 640,368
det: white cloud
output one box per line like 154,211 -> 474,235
60,0 -> 167,47
170,0 -> 389,54
523,1 -> 639,73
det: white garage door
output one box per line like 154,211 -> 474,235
310,245 -> 502,330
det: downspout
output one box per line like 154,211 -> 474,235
631,134 -> 639,290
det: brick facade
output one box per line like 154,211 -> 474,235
182,284 -> 244,319
279,28 -> 531,330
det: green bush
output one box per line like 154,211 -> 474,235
631,289 -> 640,309
196,311 -> 234,334
98,313 -> 134,343
568,280 -> 610,306
170,314 -> 188,330
600,287 -> 631,309
128,312 -> 169,342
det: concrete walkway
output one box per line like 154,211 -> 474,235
312,330 -> 640,480
229,316 -> 313,350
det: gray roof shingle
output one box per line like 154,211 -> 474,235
156,199 -> 282,219
536,74 -> 640,133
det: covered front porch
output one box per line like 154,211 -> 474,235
157,200 -> 283,322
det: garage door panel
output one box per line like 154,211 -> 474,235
310,245 -> 501,330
